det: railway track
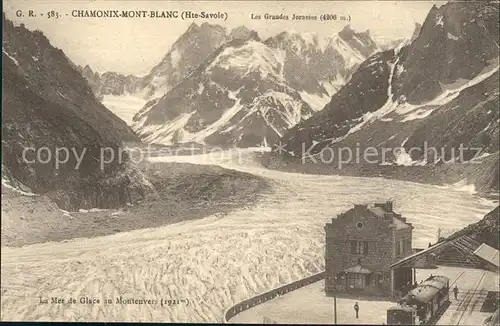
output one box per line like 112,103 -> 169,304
453,271 -> 487,325
426,272 -> 466,325
449,271 -> 466,287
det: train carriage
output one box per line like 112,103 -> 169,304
387,305 -> 416,325
387,275 -> 450,325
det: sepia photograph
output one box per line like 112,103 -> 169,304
1,0 -> 499,324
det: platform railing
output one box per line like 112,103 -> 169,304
222,271 -> 326,323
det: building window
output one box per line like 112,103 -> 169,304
348,273 -> 366,289
351,240 -> 368,255
406,238 -> 412,253
396,238 -> 412,256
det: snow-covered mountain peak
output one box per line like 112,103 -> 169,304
127,17 -> 395,147
267,31 -> 334,54
209,40 -> 286,79
131,36 -> 315,147
80,21 -> 390,147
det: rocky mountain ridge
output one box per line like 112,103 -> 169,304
120,24 -> 383,147
81,23 -> 382,111
2,15 -> 152,210
276,0 -> 499,186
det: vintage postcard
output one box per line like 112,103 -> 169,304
1,0 -> 499,324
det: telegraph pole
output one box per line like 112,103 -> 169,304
333,275 -> 338,324
333,294 -> 337,324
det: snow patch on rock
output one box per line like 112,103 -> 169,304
299,91 -> 330,111
2,48 -> 19,66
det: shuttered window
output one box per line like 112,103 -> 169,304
397,238 -> 412,255
351,241 -> 368,255
351,240 -> 357,254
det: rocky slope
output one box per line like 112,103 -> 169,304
2,15 -> 152,210
410,22 -> 423,42
276,1 -> 499,192
129,25 -> 381,147
80,66 -> 141,100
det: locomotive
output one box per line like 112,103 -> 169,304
387,275 -> 450,325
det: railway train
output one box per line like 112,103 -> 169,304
387,275 -> 450,325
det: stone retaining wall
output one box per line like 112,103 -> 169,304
223,271 -> 326,323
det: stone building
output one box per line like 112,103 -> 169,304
324,201 -> 414,297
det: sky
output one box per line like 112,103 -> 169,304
4,0 -> 446,76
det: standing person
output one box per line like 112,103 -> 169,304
453,285 -> 459,300
354,302 -> 359,318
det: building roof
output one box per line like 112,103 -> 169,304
368,207 -> 386,218
393,217 -> 411,230
344,265 -> 372,274
473,243 -> 499,268
390,235 -> 482,269
367,206 -> 411,230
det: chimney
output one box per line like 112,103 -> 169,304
385,200 -> 393,212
